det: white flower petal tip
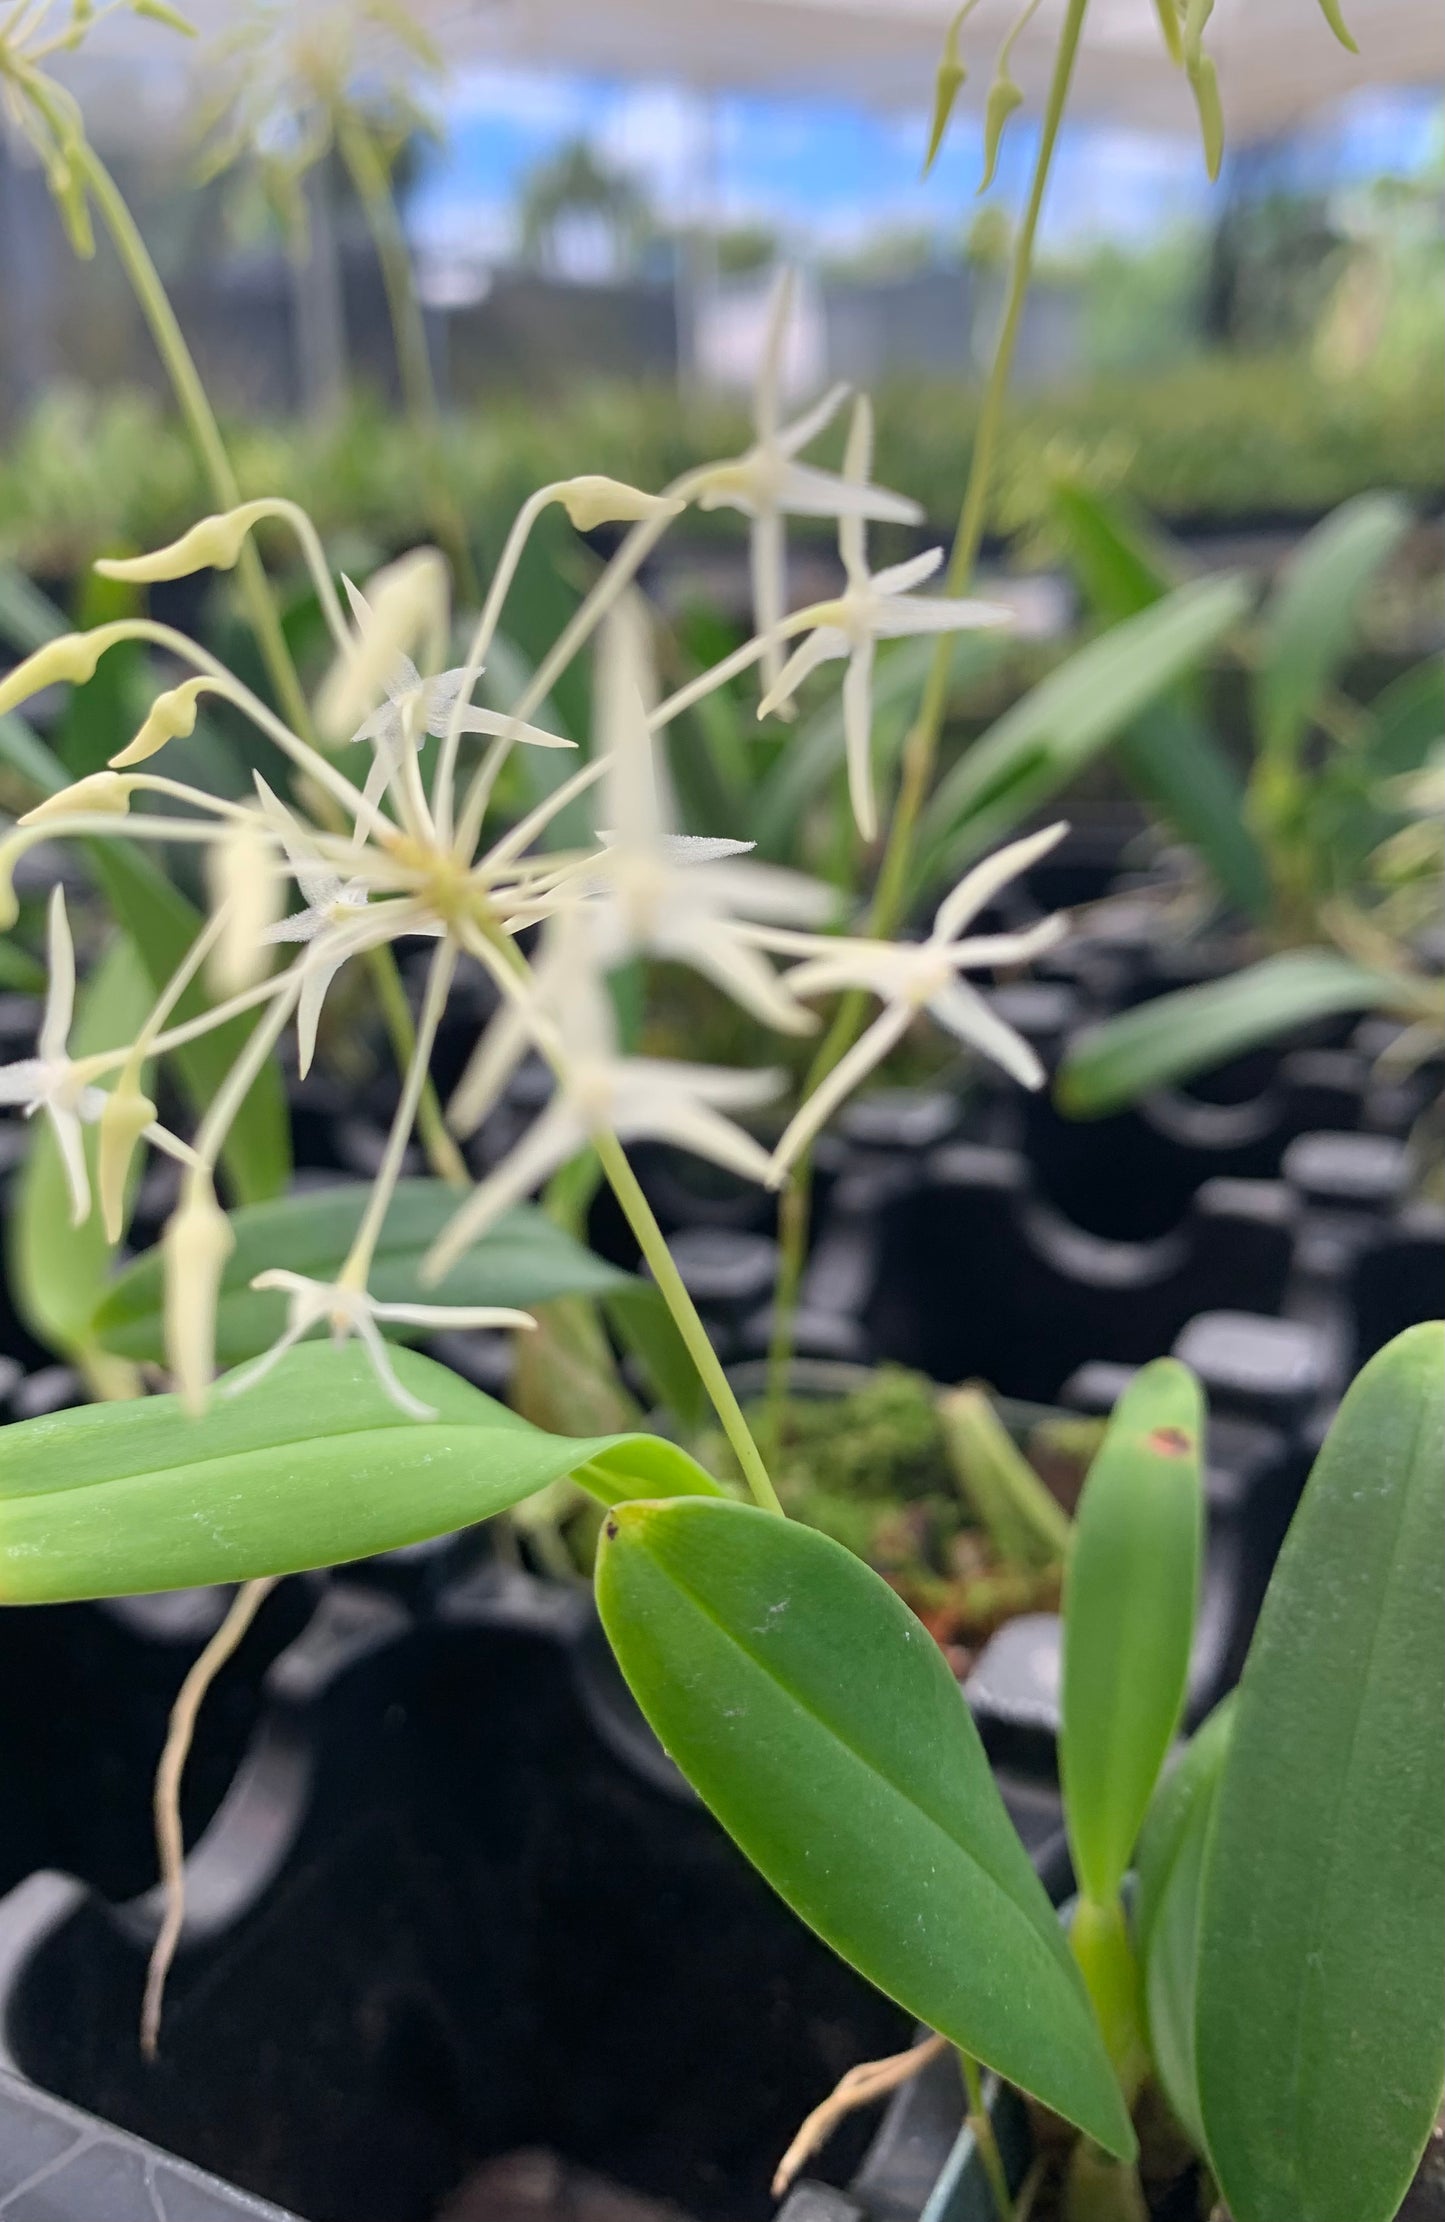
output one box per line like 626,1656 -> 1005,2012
220,1272 -> 536,1419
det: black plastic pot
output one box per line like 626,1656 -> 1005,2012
0,1572 -> 914,2222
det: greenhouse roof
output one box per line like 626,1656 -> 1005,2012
61,0 -> 1443,151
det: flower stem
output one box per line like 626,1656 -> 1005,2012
763,0 -> 1091,1430
77,145 -> 314,744
78,142 -> 467,1188
591,1129 -> 783,1517
335,113 -> 479,606
961,2051 -> 1015,2222
363,943 -> 469,1189
345,939 -> 458,1282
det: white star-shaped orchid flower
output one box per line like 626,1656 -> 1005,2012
684,270 -> 923,705
253,777 -> 416,1077
759,823 -> 1072,1183
219,1269 -> 537,1420
431,939 -> 782,1280
580,615 -> 834,1035
341,575 -> 573,815
0,887 -> 107,1225
758,397 -> 1012,841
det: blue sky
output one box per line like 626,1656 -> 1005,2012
407,73 -> 1441,263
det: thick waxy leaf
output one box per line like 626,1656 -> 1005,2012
0,1342 -> 722,1603
1135,1696 -> 1235,2151
1255,493 -> 1411,767
1056,951 -> 1393,1118
1060,1360 -> 1204,1909
92,1179 -> 635,1366
1196,1325 -> 1445,2222
917,574 -> 1249,885
596,1496 -> 1135,2159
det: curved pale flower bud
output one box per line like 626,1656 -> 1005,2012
0,833 -> 32,932
555,477 -> 685,532
0,623 -> 139,719
112,676 -> 218,767
163,1174 -> 235,1417
96,500 -> 279,583
20,772 -> 136,826
317,549 -> 448,743
979,71 -> 1023,195
1187,50 -> 1225,181
923,2 -> 977,176
1313,0 -> 1357,50
98,1076 -> 159,1245
1151,0 -> 1184,64
130,0 -> 198,29
206,823 -> 282,994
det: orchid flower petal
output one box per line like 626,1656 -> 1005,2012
932,821 -> 1069,942
768,1003 -> 914,1184
40,886 -> 76,1064
927,978 -> 1046,1089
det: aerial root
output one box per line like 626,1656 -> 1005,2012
141,1575 -> 279,2059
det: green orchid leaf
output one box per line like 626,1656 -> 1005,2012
1255,493 -> 1411,769
938,1382 -> 1072,1569
1135,1696 -> 1235,2151
0,1340 -> 722,1604
1060,1360 -> 1205,1909
0,631 -> 287,1205
604,1281 -> 711,1433
91,1179 -> 636,1366
1050,483 -> 1268,917
1196,1325 -> 1445,2222
0,935 -> 45,994
1056,951 -> 1394,1118
917,573 -> 1250,886
9,933 -> 154,1371
596,1496 -> 1136,2160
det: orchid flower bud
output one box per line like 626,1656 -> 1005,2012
112,676 -> 216,767
96,500 -> 277,583
1150,0 -> 1184,65
317,550 -> 447,743
206,822 -> 281,994
979,72 -> 1024,195
0,624 -> 136,718
163,1174 -> 235,1417
129,0 -> 197,34
1188,51 -> 1225,181
1313,0 -> 1357,49
924,2 -> 977,176
0,835 -> 25,933
98,1075 -> 159,1245
20,771 -> 136,825
555,477 -> 685,532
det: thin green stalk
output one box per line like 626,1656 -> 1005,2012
591,1130 -> 783,1517
76,144 -> 314,744
79,137 -> 465,1192
961,2051 -> 1016,2222
362,943 -> 468,1189
764,0 -> 1091,1433
335,113 -> 479,605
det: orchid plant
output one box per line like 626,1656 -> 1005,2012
0,270 -> 1057,1495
